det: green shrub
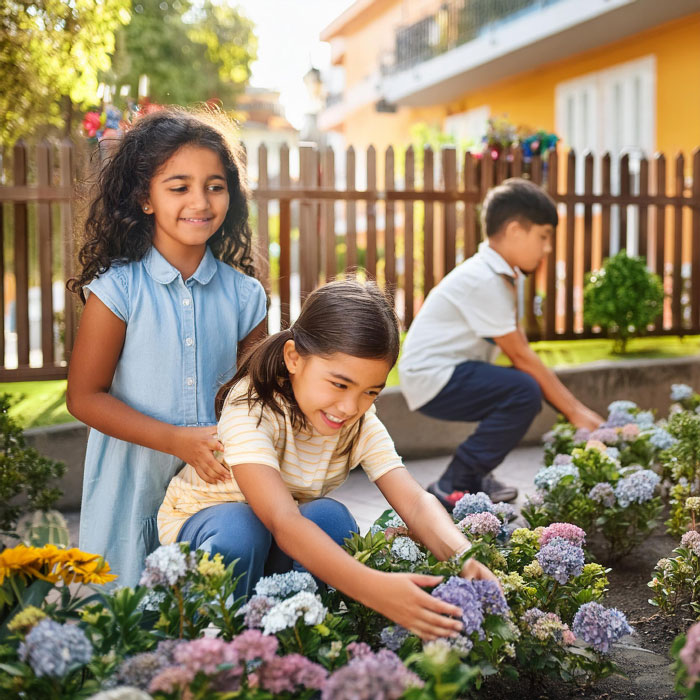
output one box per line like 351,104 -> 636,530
0,394 -> 65,546
583,250 -> 664,354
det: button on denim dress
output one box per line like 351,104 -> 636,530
78,245 -> 267,587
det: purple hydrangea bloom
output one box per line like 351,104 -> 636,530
321,648 -> 423,700
113,649 -> 174,690
539,522 -> 586,548
536,537 -> 585,584
379,625 -> 411,651
258,653 -> 327,694
590,428 -> 619,445
458,511 -> 501,537
553,454 -> 573,466
18,619 -> 92,678
238,595 -> 275,629
573,427 -> 591,443
523,608 -> 575,645
534,464 -> 580,491
572,602 -> 632,653
471,579 -> 509,616
588,482 -> 616,507
492,501 -> 516,521
614,469 -> 660,507
452,492 -> 494,521
431,577 -> 484,638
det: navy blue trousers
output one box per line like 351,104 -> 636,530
419,361 -> 542,492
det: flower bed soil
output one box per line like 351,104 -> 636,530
479,528 -> 684,699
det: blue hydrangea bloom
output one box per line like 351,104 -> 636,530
648,428 -> 677,450
536,537 -> 585,584
431,577 -> 485,638
604,409 -> 635,428
614,469 -> 660,507
605,447 -> 620,461
572,602 -> 632,653
608,400 -> 638,414
471,580 -> 509,616
588,482 -> 616,507
634,410 -> 655,428
671,384 -> 694,402
452,492 -> 494,522
379,625 -> 411,651
19,619 -> 92,678
533,464 -> 580,491
254,571 -> 317,599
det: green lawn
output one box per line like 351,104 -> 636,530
2,334 -> 699,428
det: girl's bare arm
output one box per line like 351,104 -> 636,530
375,467 -> 502,584
66,294 -> 229,482
233,462 -> 465,640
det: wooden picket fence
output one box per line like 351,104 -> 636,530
0,139 -> 698,380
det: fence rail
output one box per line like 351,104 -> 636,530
0,139 -> 698,381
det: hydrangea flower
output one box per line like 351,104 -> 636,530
648,427 -> 677,450
230,629 -> 279,664
321,648 -> 423,700
113,649 -> 174,690
523,560 -> 544,578
614,469 -> 660,507
621,423 -> 640,441
390,536 -> 424,563
379,625 -> 411,651
687,497 -> 700,512
88,688 -> 153,700
588,482 -> 616,507
19,618 -> 92,678
458,512 -> 501,537
524,490 -> 545,507
510,527 -> 540,548
258,653 -> 327,694
681,531 -> 700,557
553,454 -> 573,466
585,439 -> 607,452
572,602 -> 632,653
634,410 -> 655,428
671,384 -> 695,402
431,577 -> 484,638
533,464 -> 579,491
539,522 -> 586,548
608,400 -> 638,414
174,637 -> 241,678
139,543 -> 196,588
254,571 -> 317,599
573,427 -> 591,443
238,595 -> 275,629
523,608 -> 575,645
590,428 -> 619,445
680,622 -> 700,684
471,579 -> 509,616
370,513 -> 406,535
491,501 -> 516,521
536,537 -> 585,584
452,492 -> 494,521
262,591 -> 327,635
149,666 -> 193,695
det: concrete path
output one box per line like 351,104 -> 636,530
63,446 -> 545,544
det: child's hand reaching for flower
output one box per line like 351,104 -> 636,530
171,426 -> 230,483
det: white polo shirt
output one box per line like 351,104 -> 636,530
399,241 -> 518,410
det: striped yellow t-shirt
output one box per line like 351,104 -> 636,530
157,378 -> 404,544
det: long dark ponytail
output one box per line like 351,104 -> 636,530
215,279 -> 399,452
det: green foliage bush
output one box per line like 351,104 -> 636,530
0,394 -> 65,545
583,250 -> 664,353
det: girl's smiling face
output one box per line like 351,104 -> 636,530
283,343 -> 391,436
144,144 -> 229,256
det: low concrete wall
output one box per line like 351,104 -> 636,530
376,355 -> 700,459
22,354 -> 700,507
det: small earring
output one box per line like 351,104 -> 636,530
143,205 -> 149,212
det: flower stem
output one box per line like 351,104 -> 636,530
175,585 -> 184,638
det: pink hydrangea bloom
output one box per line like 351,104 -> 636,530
259,653 -> 327,693
230,629 -> 278,664
680,622 -> 700,684
539,523 -> 586,548
457,512 -> 501,537
621,423 -> 640,441
174,637 -> 239,677
585,439 -> 607,452
681,531 -> 700,557
149,665 -> 194,694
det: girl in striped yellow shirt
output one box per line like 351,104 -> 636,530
158,279 -> 498,639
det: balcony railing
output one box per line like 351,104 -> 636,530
387,0 -> 562,74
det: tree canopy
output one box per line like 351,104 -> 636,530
0,0 -> 130,145
106,0 -> 257,108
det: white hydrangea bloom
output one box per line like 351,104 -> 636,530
261,591 -> 327,635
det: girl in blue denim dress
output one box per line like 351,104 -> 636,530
67,109 -> 267,587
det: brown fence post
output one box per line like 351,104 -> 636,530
36,141 -> 54,366
322,146 -> 335,282
257,144 -> 270,297
60,139 -> 76,361
638,156 -> 649,262
385,146 -> 396,296
299,145 -> 315,300
463,150 -> 478,259
423,146 -> 434,296
692,149 -> 700,330
672,153 -> 684,331
278,144 -> 291,328
345,146 -> 357,272
13,141 -> 29,368
544,149 -> 558,339
366,146 -> 377,278
582,151 -> 594,335
442,147 -> 457,276
619,153 -> 630,251
404,146 -> 414,327
601,153 -> 612,261
653,153 -> 666,330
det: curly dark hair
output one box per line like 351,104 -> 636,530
68,108 -> 257,301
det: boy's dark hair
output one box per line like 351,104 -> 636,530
482,177 -> 558,237
68,108 -> 256,301
215,278 -> 399,458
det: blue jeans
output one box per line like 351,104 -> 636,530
419,361 -> 542,492
176,498 -> 358,599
